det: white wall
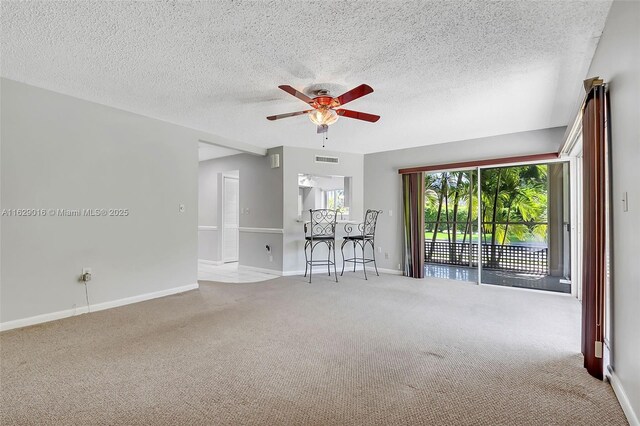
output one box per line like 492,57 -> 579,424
587,1 -> 640,422
198,148 -> 284,272
283,146 -> 364,274
1,79 -> 198,326
363,127 -> 566,272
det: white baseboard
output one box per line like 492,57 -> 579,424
0,306 -> 89,332
377,268 -> 404,275
213,264 -> 401,278
609,371 -> 639,426
238,265 -> 282,276
198,259 -> 224,266
238,227 -> 284,234
282,267 -> 403,277
282,267 -> 354,277
0,283 -> 199,332
89,283 -> 199,313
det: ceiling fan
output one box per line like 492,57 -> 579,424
266,84 -> 380,134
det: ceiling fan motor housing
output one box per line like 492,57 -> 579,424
312,95 -> 339,108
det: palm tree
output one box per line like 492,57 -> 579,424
448,171 -> 468,261
424,173 -> 445,261
425,165 -> 548,270
481,165 -> 548,267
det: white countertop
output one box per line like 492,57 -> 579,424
296,218 -> 360,224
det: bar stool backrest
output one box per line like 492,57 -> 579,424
363,209 -> 382,238
308,209 -> 338,238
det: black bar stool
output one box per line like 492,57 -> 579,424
304,209 -> 338,283
341,209 -> 382,280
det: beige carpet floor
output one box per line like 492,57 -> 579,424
0,273 -> 627,425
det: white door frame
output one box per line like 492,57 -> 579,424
565,127 -> 584,299
221,173 -> 239,263
569,155 -> 583,299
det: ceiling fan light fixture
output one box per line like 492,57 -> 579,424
308,107 -> 339,126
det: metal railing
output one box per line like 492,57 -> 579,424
425,241 -> 548,275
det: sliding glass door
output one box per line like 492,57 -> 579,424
479,163 -> 570,293
424,161 -> 571,293
424,169 -> 478,282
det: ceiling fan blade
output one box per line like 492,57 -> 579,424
336,109 -> 380,123
278,85 -> 315,106
266,110 -> 311,121
335,84 -> 374,106
317,124 -> 328,134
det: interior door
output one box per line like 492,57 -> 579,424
222,176 -> 239,262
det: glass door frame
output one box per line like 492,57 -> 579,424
474,157 -> 572,288
423,167 -> 478,283
423,157 -> 572,291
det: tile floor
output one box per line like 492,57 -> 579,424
198,261 -> 279,283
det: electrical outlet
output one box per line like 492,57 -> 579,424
269,255 -> 273,262
81,267 -> 92,282
385,252 -> 389,259
389,210 -> 393,217
378,247 -> 382,253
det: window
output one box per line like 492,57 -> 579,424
325,189 -> 349,217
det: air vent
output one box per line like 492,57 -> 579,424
315,155 -> 339,164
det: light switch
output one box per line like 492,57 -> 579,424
389,210 -> 393,217
179,204 -> 185,213
622,192 -> 628,212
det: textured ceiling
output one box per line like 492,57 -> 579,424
1,1 -> 611,154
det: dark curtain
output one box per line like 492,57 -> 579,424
581,83 -> 608,380
402,173 -> 425,278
